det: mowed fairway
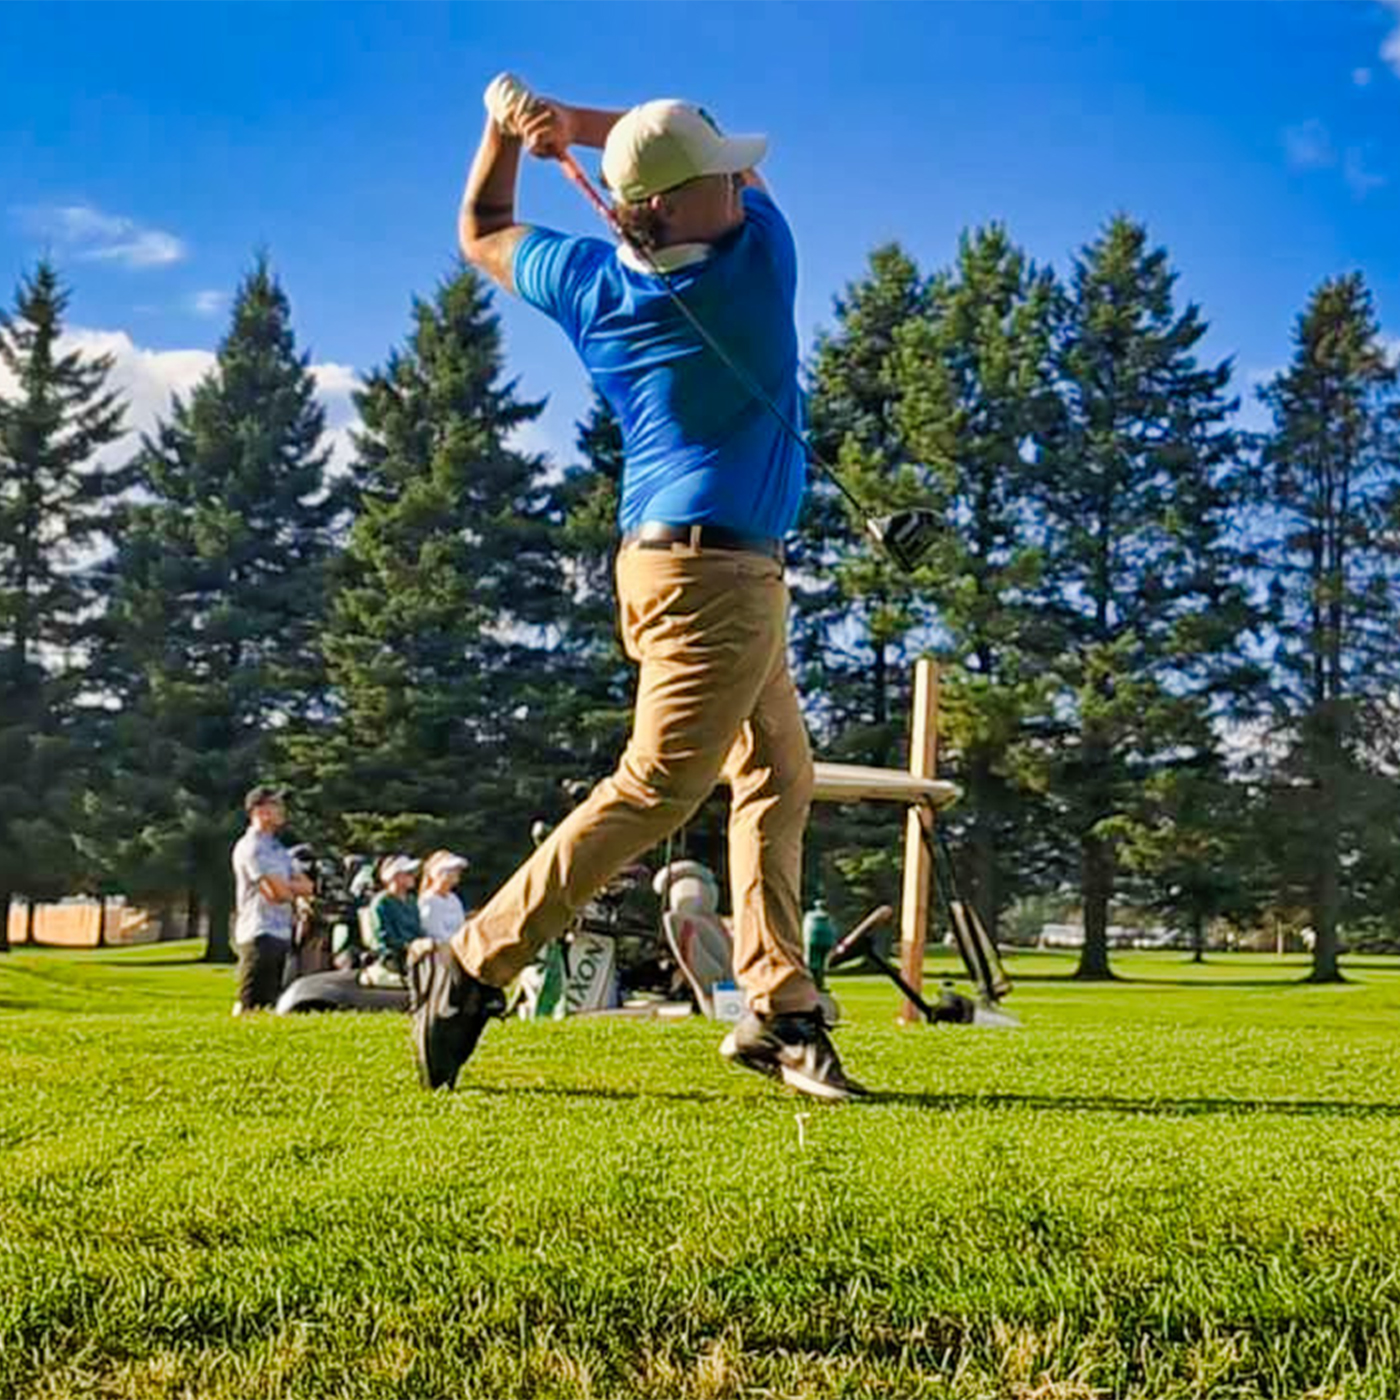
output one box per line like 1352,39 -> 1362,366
3,944 -> 1400,1399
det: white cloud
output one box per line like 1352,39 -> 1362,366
50,206 -> 127,243
1283,119 -> 1335,170
311,362 -> 359,403
310,362 -> 360,474
16,203 -> 187,269
1353,66 -> 1373,87
84,229 -> 185,268
52,329 -> 213,466
1343,147 -> 1388,198
505,417 -> 575,484
189,289 -> 228,317
1282,122 -> 1387,199
0,326 -> 360,474
1383,0 -> 1400,76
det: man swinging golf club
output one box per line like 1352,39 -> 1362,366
407,75 -> 862,1101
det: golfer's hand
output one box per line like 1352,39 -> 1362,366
516,98 -> 576,159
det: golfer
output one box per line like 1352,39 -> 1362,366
409,82 -> 860,1101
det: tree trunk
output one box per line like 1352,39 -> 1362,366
967,754 -> 999,941
203,870 -> 234,964
969,811 -> 998,946
0,888 -> 9,953
1308,823 -> 1344,982
1075,834 -> 1115,979
1191,911 -> 1206,964
1308,729 -> 1345,984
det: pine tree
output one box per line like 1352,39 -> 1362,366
1110,761 -> 1264,962
92,258 -> 339,960
798,244 -> 937,756
0,262 -> 126,950
542,392 -> 632,769
1255,274 -> 1400,981
892,225 -> 1065,935
292,268 -> 561,892
796,245 -> 944,921
1039,217 -> 1255,979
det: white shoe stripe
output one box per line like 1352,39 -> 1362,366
778,1062 -> 850,1101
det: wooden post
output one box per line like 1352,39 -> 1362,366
898,659 -> 938,1024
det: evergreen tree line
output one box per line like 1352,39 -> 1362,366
1,213 -> 1397,983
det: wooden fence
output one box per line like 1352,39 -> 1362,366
7,900 -> 156,947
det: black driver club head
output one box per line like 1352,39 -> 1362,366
866,509 -> 940,573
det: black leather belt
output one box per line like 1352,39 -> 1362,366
622,522 -> 783,560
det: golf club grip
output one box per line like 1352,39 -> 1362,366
830,904 -> 894,963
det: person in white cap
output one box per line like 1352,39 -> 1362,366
417,850 -> 470,943
408,80 -> 860,1103
368,855 -> 423,974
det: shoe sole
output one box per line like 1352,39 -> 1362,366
777,1060 -> 851,1102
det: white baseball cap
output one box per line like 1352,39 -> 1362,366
602,100 -> 767,203
427,851 -> 469,878
382,855 -> 422,882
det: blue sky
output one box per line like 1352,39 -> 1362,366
2,0 -> 1398,464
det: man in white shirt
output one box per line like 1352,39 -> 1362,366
230,786 -> 312,1013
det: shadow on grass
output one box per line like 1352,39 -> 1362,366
87,956 -> 209,968
1115,976 -> 1311,988
470,1082 -> 723,1105
1000,971 -> 1317,988
0,951 -> 208,968
868,1089 -> 1400,1118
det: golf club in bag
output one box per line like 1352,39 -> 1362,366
484,75 -> 941,575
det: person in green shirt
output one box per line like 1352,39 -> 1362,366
368,856 -> 423,974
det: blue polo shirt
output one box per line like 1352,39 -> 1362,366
513,188 -> 805,539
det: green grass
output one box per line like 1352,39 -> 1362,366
4,943 -> 1400,1399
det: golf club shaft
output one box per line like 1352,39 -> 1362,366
549,152 -> 877,525
557,151 -> 615,228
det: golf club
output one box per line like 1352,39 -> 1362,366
486,75 -> 940,575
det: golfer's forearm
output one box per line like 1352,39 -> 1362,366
559,104 -> 625,149
460,115 -> 523,243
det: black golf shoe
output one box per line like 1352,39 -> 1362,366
719,1008 -> 865,1102
407,939 -> 505,1091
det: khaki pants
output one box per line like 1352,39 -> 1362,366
453,540 -> 817,1016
